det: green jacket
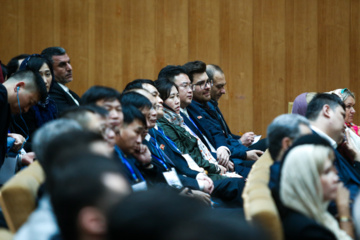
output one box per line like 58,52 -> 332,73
157,117 -> 226,181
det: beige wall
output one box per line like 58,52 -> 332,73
1,0 -> 360,137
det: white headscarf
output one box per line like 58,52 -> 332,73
280,144 -> 352,240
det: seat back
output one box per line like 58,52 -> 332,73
242,150 -> 283,240
0,161 -> 45,233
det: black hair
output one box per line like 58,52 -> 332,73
182,60 -> 207,83
41,47 -> 67,64
81,85 -> 121,105
6,54 -> 30,78
59,104 -> 109,119
305,93 -> 345,120
206,64 -> 223,81
1,62 -> 7,81
157,65 -> 188,82
50,152 -> 127,240
120,92 -> 152,111
18,54 -> 55,89
123,79 -> 154,92
122,104 -> 146,126
154,77 -> 179,102
10,69 -> 48,103
43,129 -> 106,179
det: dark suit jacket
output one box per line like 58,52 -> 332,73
49,81 -> 81,114
282,208 -> 336,240
0,84 -> 10,168
187,101 -> 249,159
144,132 -> 200,190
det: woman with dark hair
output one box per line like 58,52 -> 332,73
155,78 -> 241,181
9,54 -> 58,151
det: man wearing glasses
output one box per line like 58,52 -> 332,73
183,61 -> 263,175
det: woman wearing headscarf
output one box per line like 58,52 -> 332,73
279,144 -> 354,239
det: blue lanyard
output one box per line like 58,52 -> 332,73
187,116 -> 203,134
114,146 -> 144,182
155,128 -> 182,153
152,154 -> 170,171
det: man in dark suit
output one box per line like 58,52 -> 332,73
306,93 -> 360,211
41,47 -> 81,114
206,64 -> 267,151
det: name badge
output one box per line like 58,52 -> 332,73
163,168 -> 183,189
132,181 -> 148,192
182,154 -> 205,173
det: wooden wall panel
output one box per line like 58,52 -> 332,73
219,0 -> 254,135
188,0 -> 221,63
253,0 -> 286,135
1,0 -> 360,137
350,0 -> 360,123
317,0 -> 350,91
154,0 -> 189,74
54,0 -> 90,95
285,0 -> 318,102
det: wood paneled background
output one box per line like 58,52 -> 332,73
1,0 -> 360,137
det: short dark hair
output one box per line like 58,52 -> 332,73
122,104 -> 146,126
157,65 -> 188,82
182,60 -> 206,83
6,54 -> 30,78
267,114 -> 310,161
10,69 -> 48,103
41,47 -> 67,64
18,54 -> 54,87
43,129 -> 105,179
154,78 -> 179,102
59,105 -> 108,130
305,93 -> 345,120
206,64 -> 223,81
123,79 -> 154,92
1,62 -> 7,82
81,85 -> 121,105
120,92 -> 152,111
50,152 -> 127,240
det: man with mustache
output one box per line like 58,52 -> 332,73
41,47 -> 81,114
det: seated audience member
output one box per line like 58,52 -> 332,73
120,91 -> 212,206
291,92 -> 317,116
107,188 -> 267,240
182,60 -> 263,165
157,64 -> 253,177
205,64 -> 267,151
60,105 -> 116,148
10,54 -> 58,152
14,119 -> 82,240
265,114 -> 312,189
81,85 -> 123,128
114,104 -> 150,191
329,88 -> 360,154
279,144 -> 353,240
124,80 -> 246,208
6,54 -> 30,78
1,70 -> 47,168
306,93 -> 360,209
49,152 -> 131,240
41,47 -> 81,114
154,78 -> 241,180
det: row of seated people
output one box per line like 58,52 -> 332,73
0,48 -> 269,239
1,46 -> 360,239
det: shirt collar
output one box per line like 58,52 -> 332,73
311,125 -> 337,148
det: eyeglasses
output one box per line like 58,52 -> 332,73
192,79 -> 213,90
178,82 -> 193,90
